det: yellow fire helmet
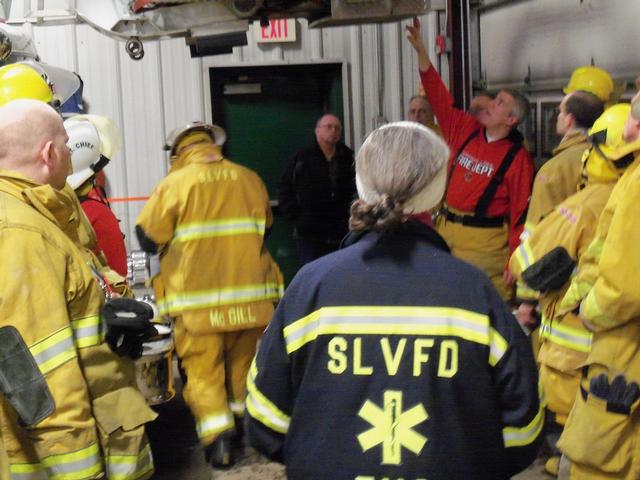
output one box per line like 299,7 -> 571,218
564,66 -> 614,103
0,63 -> 53,106
582,103 -> 634,183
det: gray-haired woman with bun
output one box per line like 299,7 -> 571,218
246,121 -> 542,480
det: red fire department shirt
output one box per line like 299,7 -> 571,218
420,66 -> 534,255
81,191 -> 128,277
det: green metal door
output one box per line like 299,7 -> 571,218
210,63 -> 344,285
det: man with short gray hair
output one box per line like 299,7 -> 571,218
407,18 -> 534,301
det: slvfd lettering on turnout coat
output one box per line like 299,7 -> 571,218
247,221 -> 543,480
137,145 -> 284,335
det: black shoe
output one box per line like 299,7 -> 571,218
205,433 -> 235,469
231,416 -> 245,448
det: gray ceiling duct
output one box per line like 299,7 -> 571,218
311,0 -> 430,27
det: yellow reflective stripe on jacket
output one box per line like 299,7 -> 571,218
516,281 -> 539,302
581,290 -> 617,329
195,410 -> 235,441
158,282 -> 283,314
538,372 -> 548,409
246,360 -> 291,434
521,223 -> 534,243
560,277 -> 593,312
11,442 -> 102,480
585,236 -> 604,262
28,326 -> 77,375
282,306 -> 503,362
513,241 -> 535,272
539,314 -> 592,353
561,236 -> 605,310
173,217 -> 266,243
105,441 -> 154,480
502,399 -> 545,448
70,314 -> 102,349
488,327 -> 508,366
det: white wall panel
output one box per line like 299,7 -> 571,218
382,22 -> 404,124
118,41 -> 168,249
32,24 -> 76,71
160,38 -> 206,128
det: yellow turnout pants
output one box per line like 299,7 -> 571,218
437,217 -> 512,301
539,363 -> 581,425
174,320 -> 264,446
559,366 -> 640,480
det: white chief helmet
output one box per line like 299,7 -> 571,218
65,115 -> 122,190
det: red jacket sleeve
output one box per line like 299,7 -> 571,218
82,200 -> 128,277
505,149 -> 534,256
418,66 -> 480,149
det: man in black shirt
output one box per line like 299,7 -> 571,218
278,113 -> 356,265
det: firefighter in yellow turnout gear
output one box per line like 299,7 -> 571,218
136,122 -> 283,469
509,103 -> 632,436
0,100 -> 156,479
522,91 -> 604,239
554,94 -> 640,479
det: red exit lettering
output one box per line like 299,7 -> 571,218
261,19 -> 289,39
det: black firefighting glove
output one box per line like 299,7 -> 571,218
102,298 -> 158,360
589,374 -> 640,415
522,246 -> 575,293
589,373 -> 610,400
607,375 -> 640,415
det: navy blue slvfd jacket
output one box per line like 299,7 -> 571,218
247,221 -> 543,480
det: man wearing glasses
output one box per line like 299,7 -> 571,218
278,113 -> 356,266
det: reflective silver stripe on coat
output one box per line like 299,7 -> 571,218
11,443 -> 102,480
70,314 -> 102,349
106,442 -> 154,480
196,410 -> 235,440
28,327 -> 77,375
158,282 -> 282,314
173,218 -> 266,243
284,308 -> 491,355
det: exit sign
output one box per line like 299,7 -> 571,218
254,18 -> 297,43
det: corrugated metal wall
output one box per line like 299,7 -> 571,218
478,0 -> 640,88
15,13 -> 439,250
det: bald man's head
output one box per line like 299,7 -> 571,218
0,99 -> 70,189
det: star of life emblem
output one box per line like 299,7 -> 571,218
357,390 -> 428,465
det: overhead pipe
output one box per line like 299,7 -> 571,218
446,0 -> 472,110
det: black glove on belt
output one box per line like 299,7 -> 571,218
589,373 -> 640,415
102,298 -> 158,359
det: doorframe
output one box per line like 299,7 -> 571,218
204,60 -> 352,148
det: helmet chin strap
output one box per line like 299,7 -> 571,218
90,154 -> 110,173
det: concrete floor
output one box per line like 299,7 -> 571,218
147,396 -> 550,480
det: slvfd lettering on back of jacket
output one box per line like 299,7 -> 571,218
136,145 -> 284,334
247,224 -> 543,480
